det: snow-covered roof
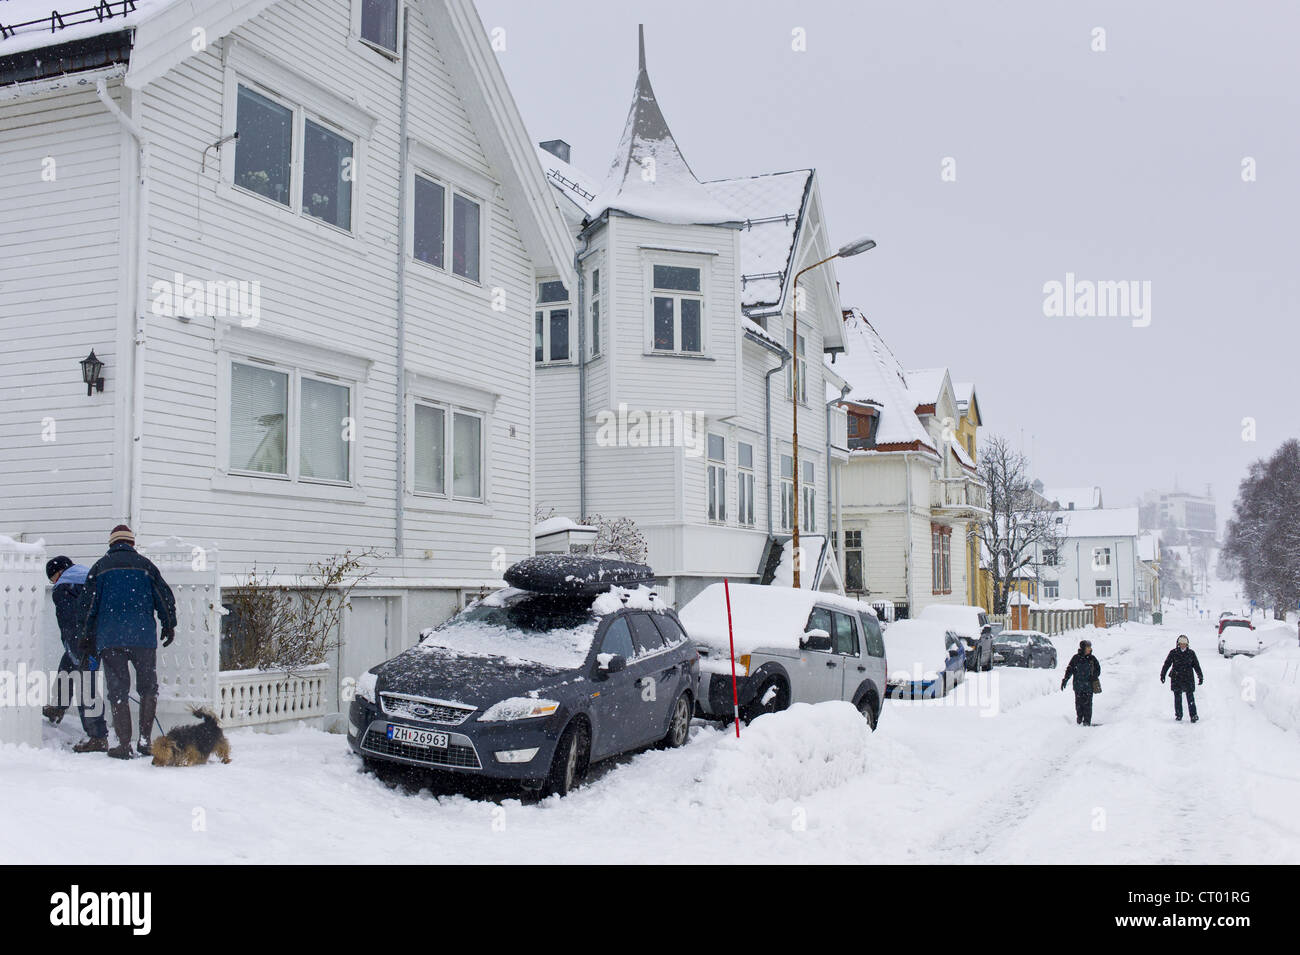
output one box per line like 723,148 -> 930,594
703,169 -> 812,310
829,309 -> 937,454
1054,506 -> 1139,540
533,516 -> 589,537
534,145 -> 600,222
1046,486 -> 1103,510
904,367 -> 948,409
1138,531 -> 1161,563
0,0 -> 177,57
588,26 -> 740,226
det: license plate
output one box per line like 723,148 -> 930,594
386,724 -> 448,748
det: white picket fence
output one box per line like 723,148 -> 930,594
0,537 -> 46,747
990,608 -> 1097,635
217,664 -> 330,728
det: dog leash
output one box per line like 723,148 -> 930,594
128,693 -> 169,737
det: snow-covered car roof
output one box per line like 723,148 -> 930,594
916,604 -> 987,635
995,629 -> 1048,639
678,583 -> 875,655
881,619 -> 958,676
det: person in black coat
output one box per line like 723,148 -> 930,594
43,556 -> 109,752
1160,634 -> 1203,722
1060,639 -> 1101,725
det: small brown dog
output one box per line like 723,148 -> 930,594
151,707 -> 231,767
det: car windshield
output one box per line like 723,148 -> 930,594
1222,620 -> 1251,629
419,590 -> 600,670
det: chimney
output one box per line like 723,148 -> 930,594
539,139 -> 571,163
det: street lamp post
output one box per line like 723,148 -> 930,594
791,236 -> 876,588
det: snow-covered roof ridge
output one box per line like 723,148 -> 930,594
590,25 -> 741,226
829,308 -> 937,454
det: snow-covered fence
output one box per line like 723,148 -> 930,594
0,537 -> 46,747
217,664 -> 329,728
1027,609 -> 1093,635
140,537 -> 222,728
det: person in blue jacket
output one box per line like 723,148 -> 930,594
81,525 -> 177,759
42,555 -> 109,751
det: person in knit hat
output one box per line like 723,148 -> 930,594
1060,638 -> 1102,726
42,555 -> 109,751
81,524 -> 177,759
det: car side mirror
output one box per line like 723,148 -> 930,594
598,654 -> 627,675
801,628 -> 833,652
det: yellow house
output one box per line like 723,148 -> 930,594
953,383 -> 983,606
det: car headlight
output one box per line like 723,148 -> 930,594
478,697 -> 560,722
356,670 -> 378,704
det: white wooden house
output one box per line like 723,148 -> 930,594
530,28 -> 851,606
0,0 -> 573,728
826,308 -> 988,617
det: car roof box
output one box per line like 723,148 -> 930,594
504,554 -> 655,597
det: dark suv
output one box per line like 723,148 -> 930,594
348,556 -> 699,796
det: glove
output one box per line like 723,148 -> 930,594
1160,677 -> 1165,684
1198,678 -> 1203,686
1060,680 -> 1067,691
160,627 -> 175,648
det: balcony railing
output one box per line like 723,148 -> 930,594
930,476 -> 988,513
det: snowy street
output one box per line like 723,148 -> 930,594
5,610 -> 1297,865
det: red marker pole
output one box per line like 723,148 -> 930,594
724,577 -> 740,737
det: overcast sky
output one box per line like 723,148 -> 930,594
477,0 -> 1299,528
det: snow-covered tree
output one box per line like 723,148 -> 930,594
1224,440 -> 1300,618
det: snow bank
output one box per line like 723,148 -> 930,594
1232,634 -> 1300,737
693,702 -> 873,807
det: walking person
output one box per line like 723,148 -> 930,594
1160,634 -> 1203,723
42,556 -> 109,752
1060,639 -> 1102,726
81,525 -> 177,759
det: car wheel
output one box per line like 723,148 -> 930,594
658,692 -> 692,749
542,720 -> 589,798
856,695 -> 879,730
742,676 -> 789,723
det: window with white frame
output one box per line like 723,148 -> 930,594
413,171 -> 482,282
780,454 -> 794,531
589,265 -> 602,358
785,329 -> 807,402
1095,579 -> 1112,599
229,360 -> 353,484
842,529 -> 864,592
535,281 -> 571,364
234,83 -> 355,232
802,460 -> 816,532
1043,580 -> 1060,599
737,441 -> 755,527
412,400 -> 483,501
359,0 -> 399,54
1092,546 -> 1111,570
707,433 -> 726,523
650,263 -> 703,354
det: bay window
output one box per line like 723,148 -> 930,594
535,281 -> 571,364
707,433 -> 726,523
650,263 -> 703,354
737,441 -> 755,527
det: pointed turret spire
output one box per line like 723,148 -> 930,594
591,26 -> 740,226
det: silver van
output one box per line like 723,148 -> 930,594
678,585 -> 889,729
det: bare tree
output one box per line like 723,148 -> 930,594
223,549 -> 376,674
581,513 -> 649,564
975,435 -> 1064,613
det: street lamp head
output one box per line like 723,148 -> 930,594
836,236 -> 877,258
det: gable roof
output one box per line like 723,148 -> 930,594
1054,506 -> 1139,540
830,308 -> 936,454
703,168 -> 812,311
589,25 -> 739,226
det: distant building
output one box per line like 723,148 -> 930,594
1044,486 -> 1103,511
1141,488 -> 1217,544
1043,507 -> 1142,610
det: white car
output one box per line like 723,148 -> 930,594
1220,619 -> 1263,658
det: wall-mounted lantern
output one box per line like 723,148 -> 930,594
80,350 -> 105,396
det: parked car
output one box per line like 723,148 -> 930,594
883,620 -> 966,698
1220,618 -> 1263,658
1218,616 -> 1254,656
678,585 -> 888,729
992,629 -> 1058,669
917,604 -> 994,671
348,555 -> 699,797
